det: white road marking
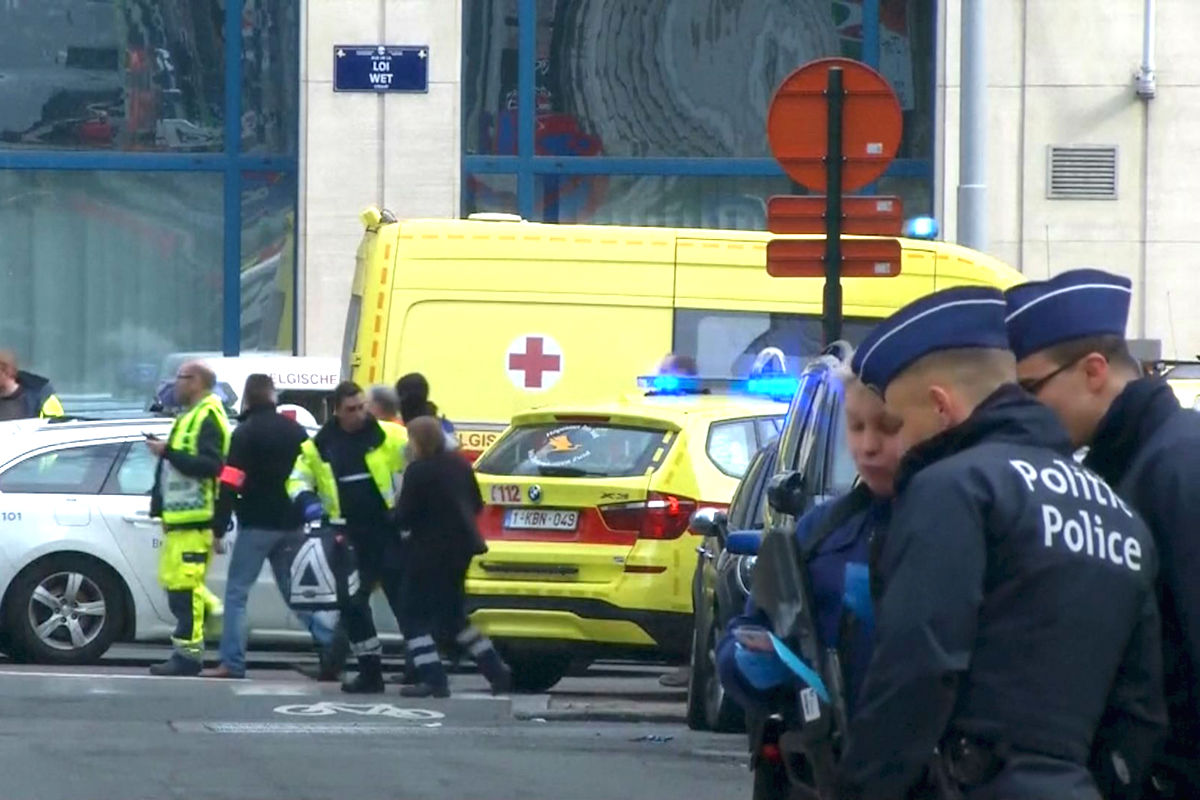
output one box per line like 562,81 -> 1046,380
232,684 -> 315,696
273,702 -> 444,720
199,722 -> 443,735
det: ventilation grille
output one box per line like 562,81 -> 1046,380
1047,146 -> 1118,199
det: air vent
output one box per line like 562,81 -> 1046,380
1047,146 -> 1118,199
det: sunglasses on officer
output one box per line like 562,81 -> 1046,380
1018,343 -> 1120,395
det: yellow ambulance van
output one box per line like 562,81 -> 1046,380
344,208 -> 1026,459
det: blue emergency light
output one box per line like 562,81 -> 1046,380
903,215 -> 940,240
744,375 -> 800,400
637,374 -> 704,394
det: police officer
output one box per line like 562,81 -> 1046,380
147,360 -> 231,676
287,381 -> 407,693
0,349 -> 63,419
837,286 -> 1165,800
1005,268 -> 1200,797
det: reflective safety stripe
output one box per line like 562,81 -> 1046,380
350,637 -> 382,656
337,473 -> 372,483
412,651 -> 441,666
407,635 -> 436,651
467,638 -> 492,657
455,627 -> 481,646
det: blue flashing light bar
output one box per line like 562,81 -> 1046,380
903,215 -> 940,240
744,375 -> 800,400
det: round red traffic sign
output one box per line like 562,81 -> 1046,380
767,57 -> 903,193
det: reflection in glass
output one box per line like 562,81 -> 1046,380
535,175 -> 795,229
463,0 -> 933,162
0,1 -> 225,151
240,171 -> 297,352
0,171 -> 223,409
241,0 -> 300,154
462,173 -> 521,218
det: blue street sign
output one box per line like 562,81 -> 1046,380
333,45 -> 429,93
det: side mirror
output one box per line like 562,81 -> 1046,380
725,530 -> 762,556
767,470 -> 807,517
689,507 -> 728,541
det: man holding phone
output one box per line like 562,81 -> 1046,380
146,360 -> 231,676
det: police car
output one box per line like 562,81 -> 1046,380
467,365 -> 792,692
0,416 -> 365,665
686,348 -> 858,731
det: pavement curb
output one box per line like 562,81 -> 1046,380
514,707 -> 687,724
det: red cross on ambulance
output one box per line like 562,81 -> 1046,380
506,334 -> 564,391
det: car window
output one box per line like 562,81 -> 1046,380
475,423 -> 671,478
0,443 -> 122,495
106,441 -> 158,495
756,416 -> 783,447
777,368 -> 826,473
672,309 -> 876,378
707,420 -> 758,478
726,444 -> 772,529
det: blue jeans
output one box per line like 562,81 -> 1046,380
217,526 -> 336,675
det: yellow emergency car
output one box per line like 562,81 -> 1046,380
467,371 -> 791,692
344,210 -> 1026,459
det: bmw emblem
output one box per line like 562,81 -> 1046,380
528,485 -> 542,503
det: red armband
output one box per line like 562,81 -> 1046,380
219,465 -> 246,489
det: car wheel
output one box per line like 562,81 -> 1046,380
5,555 -> 125,666
704,618 -> 745,732
499,647 -> 573,693
685,619 -> 708,730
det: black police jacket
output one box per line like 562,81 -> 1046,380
1085,377 -> 1200,766
212,404 -> 309,536
836,384 -> 1166,800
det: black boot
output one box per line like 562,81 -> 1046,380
341,655 -> 385,694
476,647 -> 513,695
149,653 -> 202,677
295,628 -> 350,682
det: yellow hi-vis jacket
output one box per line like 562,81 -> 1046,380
286,419 -> 407,523
158,393 -> 231,528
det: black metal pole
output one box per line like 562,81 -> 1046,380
823,67 -> 845,347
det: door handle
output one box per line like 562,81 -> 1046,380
122,513 -> 157,527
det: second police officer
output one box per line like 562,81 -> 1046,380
836,286 -> 1165,799
1004,269 -> 1200,798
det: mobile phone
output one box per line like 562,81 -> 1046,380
734,625 -> 774,652
143,432 -> 160,441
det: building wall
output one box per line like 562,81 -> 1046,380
301,0 -> 462,358
938,0 -> 1200,357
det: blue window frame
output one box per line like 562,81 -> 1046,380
0,0 -> 300,358
463,0 -> 930,224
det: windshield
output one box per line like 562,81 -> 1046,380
476,422 -> 670,478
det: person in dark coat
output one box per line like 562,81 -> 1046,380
1006,268 -> 1200,798
718,364 -> 902,718
835,286 -> 1165,800
202,374 -> 342,680
391,416 -> 511,698
0,349 -> 63,419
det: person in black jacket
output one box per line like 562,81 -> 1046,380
201,374 -> 343,680
391,416 -> 511,698
1006,268 -> 1200,798
837,286 -> 1165,800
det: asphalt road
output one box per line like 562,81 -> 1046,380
0,645 -> 750,800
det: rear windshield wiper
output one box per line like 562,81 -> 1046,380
534,465 -> 595,477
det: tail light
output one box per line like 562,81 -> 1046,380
599,492 -> 697,540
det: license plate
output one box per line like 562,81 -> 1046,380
503,508 -> 579,531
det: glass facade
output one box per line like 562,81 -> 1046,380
0,0 -> 299,413
463,0 -> 935,226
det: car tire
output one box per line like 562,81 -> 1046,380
5,555 -> 126,666
499,647 -> 573,693
685,620 -> 708,730
703,618 -> 745,733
